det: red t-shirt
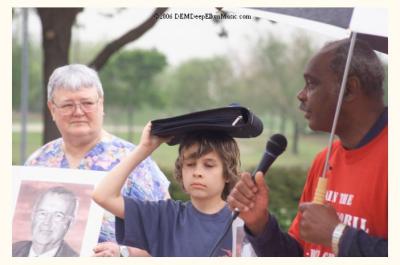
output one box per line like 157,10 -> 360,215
288,126 -> 388,257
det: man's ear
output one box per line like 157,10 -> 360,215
344,75 -> 361,102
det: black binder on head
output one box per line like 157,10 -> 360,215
151,106 -> 263,145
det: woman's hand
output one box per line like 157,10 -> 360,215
92,242 -> 151,257
92,242 -> 120,257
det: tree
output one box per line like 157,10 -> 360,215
248,33 -> 314,154
161,56 -> 236,112
37,8 -> 82,142
100,49 -> 167,141
285,34 -> 315,154
35,8 -> 167,143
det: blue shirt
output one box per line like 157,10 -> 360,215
116,198 -> 233,256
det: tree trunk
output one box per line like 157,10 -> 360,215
37,8 -> 83,143
89,8 -> 167,71
292,120 -> 299,155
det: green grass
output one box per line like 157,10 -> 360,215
12,131 -> 42,165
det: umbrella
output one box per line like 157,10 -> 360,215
222,7 -> 388,203
247,8 -> 387,53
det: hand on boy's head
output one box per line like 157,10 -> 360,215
139,122 -> 171,151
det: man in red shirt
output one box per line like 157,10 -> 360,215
227,38 -> 387,256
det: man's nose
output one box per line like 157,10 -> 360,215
297,88 -> 306,102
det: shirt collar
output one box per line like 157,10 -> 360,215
29,245 -> 60,257
355,107 -> 388,148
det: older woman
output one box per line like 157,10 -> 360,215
25,64 -> 170,257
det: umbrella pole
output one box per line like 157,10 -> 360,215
313,32 -> 358,204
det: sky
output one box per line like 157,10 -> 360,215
13,7 -> 341,66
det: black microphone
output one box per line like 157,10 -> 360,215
232,134 -> 287,218
208,134 -> 287,256
251,133 -> 287,181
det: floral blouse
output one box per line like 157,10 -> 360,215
25,131 -> 170,243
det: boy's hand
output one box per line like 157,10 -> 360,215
227,171 -> 270,236
138,122 -> 172,153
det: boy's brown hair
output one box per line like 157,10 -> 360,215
174,132 -> 241,200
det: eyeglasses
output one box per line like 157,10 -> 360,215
34,210 -> 72,223
52,97 -> 100,115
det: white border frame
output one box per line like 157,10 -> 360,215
12,165 -> 105,257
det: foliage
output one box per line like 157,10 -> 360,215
158,56 -> 237,112
13,34 -> 388,116
100,49 -> 168,109
99,48 -> 167,141
265,166 -> 307,231
246,33 -> 314,134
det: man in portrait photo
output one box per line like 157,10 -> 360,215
12,186 -> 79,257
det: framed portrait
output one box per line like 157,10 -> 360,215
12,166 -> 105,257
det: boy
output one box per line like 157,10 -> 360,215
92,122 -> 240,256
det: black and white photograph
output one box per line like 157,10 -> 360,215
12,166 -> 104,257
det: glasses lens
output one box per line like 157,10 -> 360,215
80,100 -> 98,112
55,98 -> 98,115
58,103 -> 74,114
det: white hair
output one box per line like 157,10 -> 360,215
47,64 -> 104,100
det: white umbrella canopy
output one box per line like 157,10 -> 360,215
227,7 -> 388,53
223,7 -> 388,203
231,7 -> 388,53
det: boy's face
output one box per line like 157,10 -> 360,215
181,144 -> 226,202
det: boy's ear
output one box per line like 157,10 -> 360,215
343,75 -> 361,102
223,176 -> 230,183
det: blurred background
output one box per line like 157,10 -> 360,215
12,7 -> 388,230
